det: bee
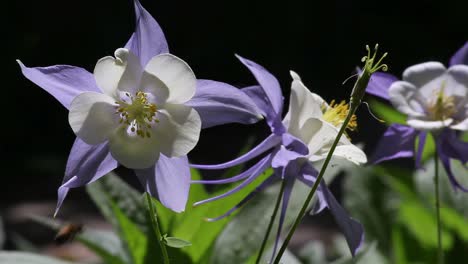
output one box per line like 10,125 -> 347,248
54,223 -> 83,245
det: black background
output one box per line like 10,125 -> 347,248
4,0 -> 468,207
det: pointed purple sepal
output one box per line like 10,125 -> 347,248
135,155 -> 190,213
449,42 -> 468,66
17,61 -> 99,110
365,71 -> 398,101
56,138 -> 118,216
236,55 -> 284,118
242,85 -> 286,135
125,0 -> 169,66
370,124 -> 418,164
186,80 -> 262,128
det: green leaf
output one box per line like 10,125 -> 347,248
210,180 -> 312,264
297,241 -> 327,264
29,215 -> 127,264
248,245 -> 302,264
87,172 -> 192,264
163,236 -> 192,248
110,200 -> 154,264
369,99 -> 406,125
343,166 -> 397,252
331,242 -> 388,264
398,201 -> 453,250
414,159 -> 468,217
210,159 -> 348,264
462,132 -> 468,141
440,207 -> 468,242
0,251 -> 80,264
86,172 -> 148,232
391,227 -> 407,264
152,168 -> 276,263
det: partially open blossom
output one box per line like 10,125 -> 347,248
368,42 -> 468,191
192,56 -> 366,259
17,0 -> 261,214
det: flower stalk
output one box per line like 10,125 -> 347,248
434,151 -> 443,264
273,45 -> 388,263
145,192 -> 170,264
255,180 -> 287,264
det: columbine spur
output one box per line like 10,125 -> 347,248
192,55 -> 366,259
368,42 -> 468,191
17,0 -> 261,214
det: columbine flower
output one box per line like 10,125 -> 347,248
17,0 -> 261,214
192,56 -> 366,259
68,48 -> 201,170
368,42 -> 468,191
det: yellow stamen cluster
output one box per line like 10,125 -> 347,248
115,91 -> 158,138
322,100 -> 357,131
427,84 -> 456,121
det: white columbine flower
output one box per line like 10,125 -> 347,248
388,62 -> 468,131
69,48 -> 201,169
285,71 -> 367,165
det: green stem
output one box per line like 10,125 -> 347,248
434,152 -> 443,264
255,181 -> 287,264
273,103 -> 359,264
145,192 -> 170,264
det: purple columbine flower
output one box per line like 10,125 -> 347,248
17,0 -> 262,214
368,42 -> 468,191
192,55 -> 366,259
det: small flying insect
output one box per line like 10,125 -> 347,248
54,223 -> 83,245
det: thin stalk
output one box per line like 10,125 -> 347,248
145,192 -> 170,264
273,103 -> 358,264
255,181 -> 287,264
434,152 -> 443,264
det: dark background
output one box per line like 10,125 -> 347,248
4,0 -> 468,216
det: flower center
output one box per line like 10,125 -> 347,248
322,100 -> 357,131
427,84 -> 456,121
115,91 -> 158,138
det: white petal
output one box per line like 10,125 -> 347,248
332,144 -> 367,165
152,104 -> 201,157
450,117 -> 468,131
108,127 -> 160,169
388,81 -> 427,117
69,92 -> 119,144
286,71 -> 324,132
445,65 -> 468,98
140,71 -> 170,105
300,118 -> 348,156
94,48 -> 142,97
293,117 -> 326,151
144,54 -> 196,104
303,120 -> 360,163
407,118 -> 453,131
403,62 -> 446,87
